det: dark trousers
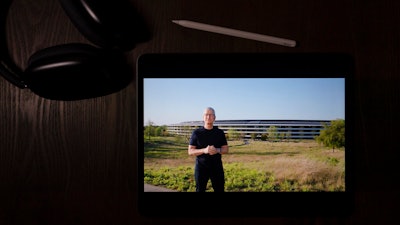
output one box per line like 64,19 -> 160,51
195,162 -> 225,192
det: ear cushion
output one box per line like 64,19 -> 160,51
24,43 -> 132,100
58,0 -> 150,51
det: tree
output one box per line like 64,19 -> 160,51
144,120 -> 155,141
315,119 -> 345,152
182,126 -> 192,142
155,125 -> 167,136
227,129 -> 241,141
267,126 -> 278,142
260,133 -> 268,141
285,131 -> 291,141
279,132 -> 285,142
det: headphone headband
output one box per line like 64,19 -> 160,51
58,0 -> 149,50
0,0 -> 150,100
0,0 -> 26,87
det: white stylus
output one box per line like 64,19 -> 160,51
172,20 -> 296,47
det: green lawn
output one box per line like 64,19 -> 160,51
144,136 -> 345,192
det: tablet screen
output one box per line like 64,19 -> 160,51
137,53 -> 354,217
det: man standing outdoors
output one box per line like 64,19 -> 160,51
188,107 -> 229,192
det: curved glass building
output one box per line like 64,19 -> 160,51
167,120 -> 331,140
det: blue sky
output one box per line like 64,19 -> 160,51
143,78 -> 345,126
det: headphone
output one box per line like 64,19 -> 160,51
0,0 -> 149,100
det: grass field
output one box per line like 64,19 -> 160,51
144,136 -> 345,192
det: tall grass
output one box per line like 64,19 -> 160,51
144,137 -> 345,192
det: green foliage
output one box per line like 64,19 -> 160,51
267,126 -> 278,141
286,131 -> 291,140
279,132 -> 285,141
144,120 -> 168,141
326,157 -> 340,166
173,135 -> 186,144
144,162 -> 314,192
260,133 -> 268,141
144,166 -> 196,191
224,163 -> 274,192
144,137 -> 345,192
155,126 -> 167,136
227,129 -> 241,141
315,119 -> 345,151
144,121 -> 154,140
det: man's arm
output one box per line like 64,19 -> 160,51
188,145 -> 210,156
219,145 -> 229,154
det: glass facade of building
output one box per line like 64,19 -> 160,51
167,120 -> 331,140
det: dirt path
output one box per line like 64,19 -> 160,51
144,183 -> 178,192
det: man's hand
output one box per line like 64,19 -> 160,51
205,145 -> 218,155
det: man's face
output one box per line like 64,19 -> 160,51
203,109 -> 215,124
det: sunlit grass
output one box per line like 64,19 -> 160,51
143,137 -> 345,192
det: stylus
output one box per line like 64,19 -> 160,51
172,20 -> 296,47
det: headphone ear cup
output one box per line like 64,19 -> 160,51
58,0 -> 149,51
24,43 -> 132,100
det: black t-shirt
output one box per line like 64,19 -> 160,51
189,126 -> 227,162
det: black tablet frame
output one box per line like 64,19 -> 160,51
136,53 -> 355,218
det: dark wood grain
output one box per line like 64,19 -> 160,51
1,0 -> 399,224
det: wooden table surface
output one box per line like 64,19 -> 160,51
1,0 -> 399,224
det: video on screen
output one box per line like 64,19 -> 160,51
142,77 -> 346,193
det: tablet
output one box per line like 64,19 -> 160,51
137,53 -> 354,217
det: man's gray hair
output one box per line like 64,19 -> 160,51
204,107 -> 215,115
